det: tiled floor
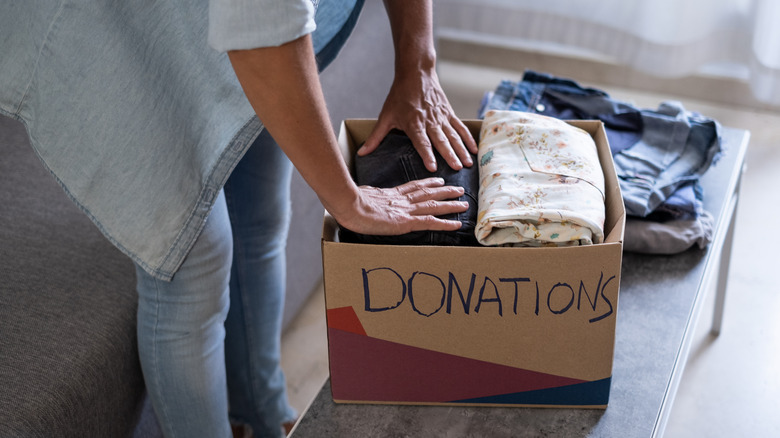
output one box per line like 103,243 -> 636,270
281,60 -> 780,436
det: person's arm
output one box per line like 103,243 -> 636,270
227,34 -> 468,235
357,0 -> 478,172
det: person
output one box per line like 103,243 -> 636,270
0,0 -> 476,436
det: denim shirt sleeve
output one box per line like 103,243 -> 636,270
208,0 -> 316,52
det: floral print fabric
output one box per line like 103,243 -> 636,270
475,110 -> 606,246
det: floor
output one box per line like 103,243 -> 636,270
281,5 -> 780,437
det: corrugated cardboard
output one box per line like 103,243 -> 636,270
321,119 -> 625,408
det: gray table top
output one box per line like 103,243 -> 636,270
291,128 -> 750,438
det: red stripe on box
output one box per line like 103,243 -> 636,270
328,328 -> 587,403
326,306 -> 367,336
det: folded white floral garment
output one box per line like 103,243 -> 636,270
475,110 -> 606,246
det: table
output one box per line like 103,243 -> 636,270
291,128 -> 749,438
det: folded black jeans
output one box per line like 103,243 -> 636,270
339,129 -> 480,246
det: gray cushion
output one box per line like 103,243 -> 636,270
0,115 -> 152,437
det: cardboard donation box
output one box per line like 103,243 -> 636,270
321,119 -> 626,408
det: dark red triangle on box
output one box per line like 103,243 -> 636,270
327,324 -> 588,403
326,306 -> 367,336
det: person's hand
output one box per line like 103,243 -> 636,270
357,69 -> 478,173
334,177 -> 468,235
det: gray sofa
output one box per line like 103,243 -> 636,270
0,1 -> 393,436
0,114 -> 152,436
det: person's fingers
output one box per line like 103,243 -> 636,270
405,125 -> 438,172
450,116 -> 478,155
404,184 -> 465,204
358,118 -> 394,156
427,125 -> 463,170
406,215 -> 463,232
359,114 -> 476,173
349,182 -> 469,235
439,122 -> 473,168
392,177 -> 445,194
407,199 -> 469,216
392,178 -> 468,203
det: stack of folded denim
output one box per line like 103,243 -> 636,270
338,129 -> 481,246
475,110 -> 606,247
479,71 -> 723,254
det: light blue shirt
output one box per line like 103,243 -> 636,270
208,0 -> 316,51
0,0 -> 360,280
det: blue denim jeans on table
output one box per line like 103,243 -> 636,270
135,129 -> 296,438
478,71 -> 723,219
339,129 -> 481,246
623,178 -> 714,253
648,180 -> 701,222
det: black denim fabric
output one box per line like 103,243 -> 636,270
339,129 -> 480,246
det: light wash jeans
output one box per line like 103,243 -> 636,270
135,129 -> 296,438
133,2 -> 365,436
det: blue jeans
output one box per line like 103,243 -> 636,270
647,180 -> 701,222
312,0 -> 364,72
339,129 -> 480,246
134,2 -> 364,436
478,71 -> 723,218
135,129 -> 296,438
